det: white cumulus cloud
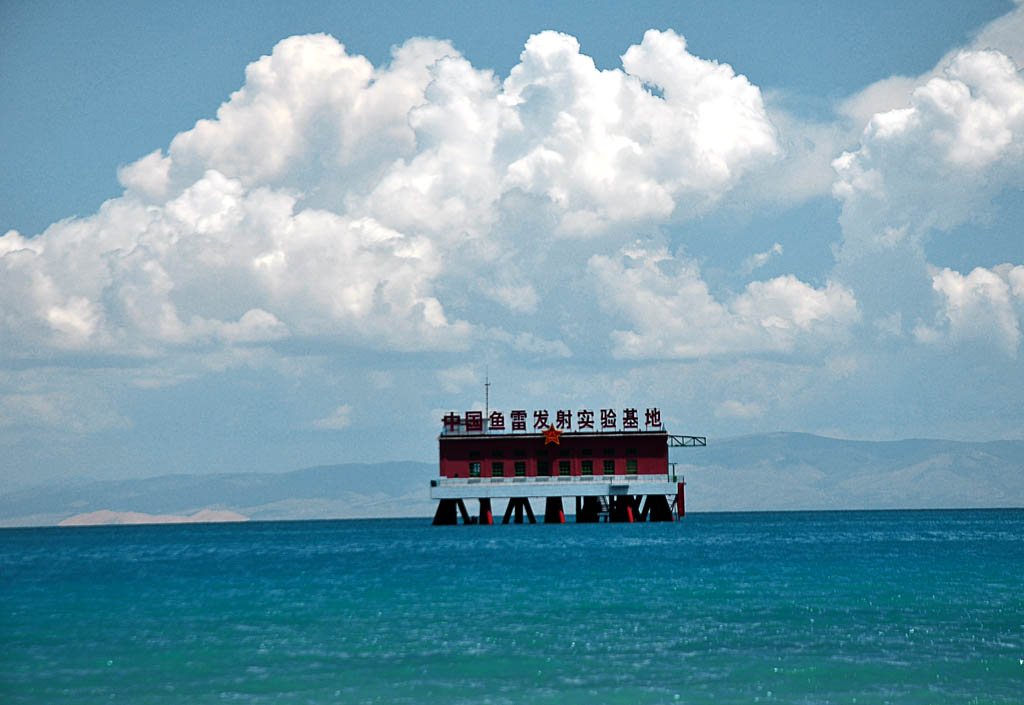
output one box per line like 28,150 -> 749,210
741,242 -> 783,273
915,264 -> 1024,355
588,243 -> 859,359
499,29 -> 778,234
2,30 -> 782,364
311,404 -> 354,430
833,50 -> 1024,259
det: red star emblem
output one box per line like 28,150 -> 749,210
542,424 -> 562,445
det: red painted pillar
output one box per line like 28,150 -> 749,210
479,498 -> 493,525
544,497 -> 565,523
608,496 -> 636,523
630,495 -> 643,522
676,481 -> 686,519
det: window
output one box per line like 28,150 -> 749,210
514,448 -> 526,458
581,460 -> 593,476
559,448 -> 571,457
514,461 -> 526,477
469,462 -> 481,477
492,449 -> 504,458
626,447 -> 637,457
581,448 -> 592,456
469,450 -> 481,459
559,460 -> 571,476
536,449 -> 548,457
537,460 -> 550,477
602,447 -> 614,457
626,459 -> 638,475
491,461 -> 504,477
603,459 -> 615,475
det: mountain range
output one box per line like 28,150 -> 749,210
2,433 -> 1021,526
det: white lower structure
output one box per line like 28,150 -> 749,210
430,474 -> 682,499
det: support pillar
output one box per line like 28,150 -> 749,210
544,497 -> 566,524
609,496 -> 635,523
523,498 -> 536,524
502,498 -> 537,524
646,494 -> 675,522
456,499 -> 474,524
629,495 -> 643,522
676,481 -> 686,519
577,496 -> 600,523
478,498 -> 493,525
432,499 -> 458,525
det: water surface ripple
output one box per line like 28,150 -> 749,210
2,509 -> 1022,704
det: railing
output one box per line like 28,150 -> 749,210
667,435 -> 706,447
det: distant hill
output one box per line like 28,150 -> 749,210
0,461 -> 437,527
58,509 -> 249,526
1,434 -> 1021,526
677,432 -> 1024,512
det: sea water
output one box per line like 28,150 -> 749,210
2,510 -> 1022,704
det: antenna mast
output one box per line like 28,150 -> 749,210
484,368 -> 490,420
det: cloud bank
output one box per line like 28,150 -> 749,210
832,46 -> 1024,354
1,11 -> 1022,468
1,29 -> 807,366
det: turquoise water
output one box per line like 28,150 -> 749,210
2,510 -> 1022,704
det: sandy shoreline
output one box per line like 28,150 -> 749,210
58,509 -> 249,526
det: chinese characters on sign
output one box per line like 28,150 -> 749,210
601,408 -> 616,429
510,409 -> 526,431
442,407 -> 664,433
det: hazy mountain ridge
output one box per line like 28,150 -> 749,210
680,433 -> 1024,511
2,434 -> 1021,526
0,462 -> 437,527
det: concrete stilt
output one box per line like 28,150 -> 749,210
544,497 -> 565,523
456,499 -> 474,524
622,495 -> 638,522
610,495 -> 635,523
478,498 -> 493,525
432,499 -> 458,525
523,498 -> 536,524
576,496 -> 600,522
646,494 -> 675,521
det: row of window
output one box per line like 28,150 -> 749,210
467,459 -> 639,478
467,447 -> 639,460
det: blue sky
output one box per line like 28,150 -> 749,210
2,1 -> 1023,490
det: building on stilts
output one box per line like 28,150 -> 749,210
430,403 -> 705,525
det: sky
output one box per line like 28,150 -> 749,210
2,1 -> 1023,491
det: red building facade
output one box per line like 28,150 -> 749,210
431,406 -> 704,525
439,430 -> 669,479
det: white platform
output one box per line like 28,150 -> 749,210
430,474 -> 682,499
